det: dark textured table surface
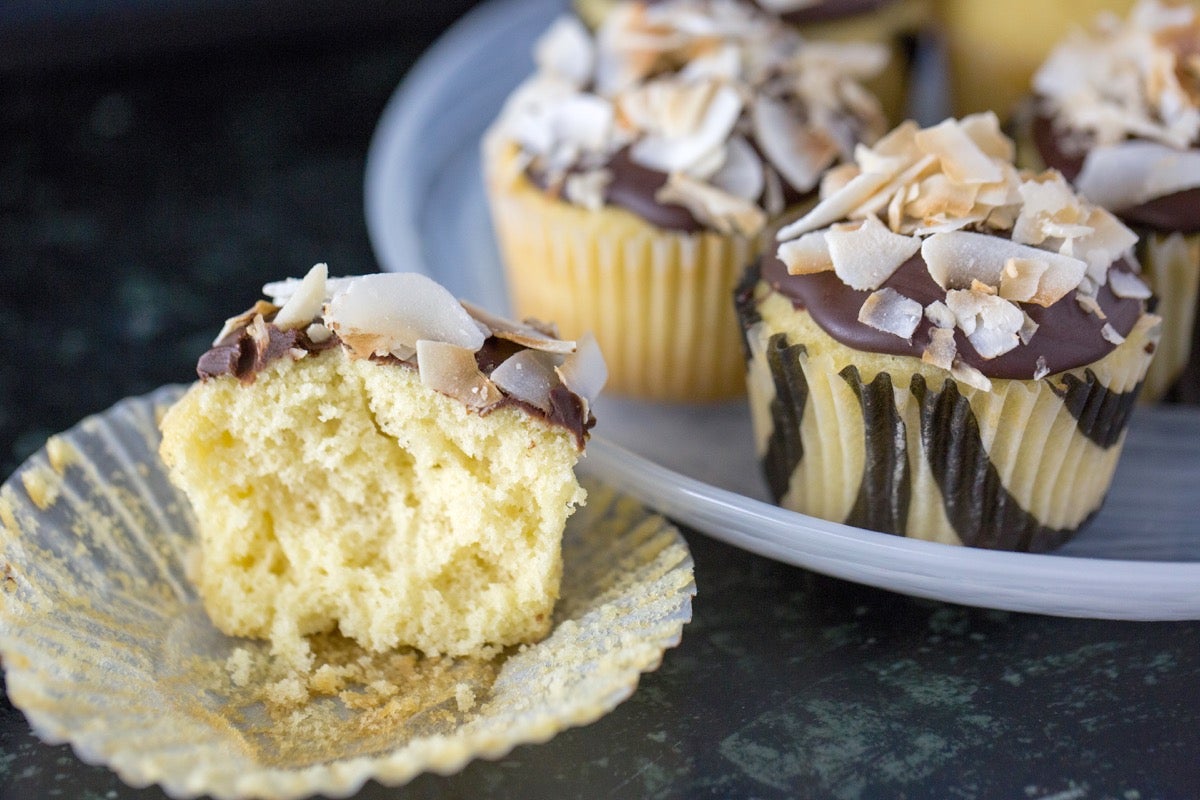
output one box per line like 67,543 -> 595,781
2,5 -> 1199,799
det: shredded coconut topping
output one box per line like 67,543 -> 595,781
774,114 -> 1142,373
490,0 -> 889,236
251,265 -> 607,419
1033,0 -> 1200,207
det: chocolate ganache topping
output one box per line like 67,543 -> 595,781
764,114 -> 1154,386
196,265 -> 606,449
1029,0 -> 1200,233
491,2 -> 889,236
758,248 -> 1144,379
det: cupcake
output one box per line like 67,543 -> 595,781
484,1 -> 890,400
159,264 -> 607,665
573,0 -> 932,124
736,113 -> 1160,550
934,0 -> 1138,119
1019,0 -> 1200,401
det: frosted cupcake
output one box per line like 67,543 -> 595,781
573,0 -> 932,123
160,264 -> 607,664
484,1 -> 889,400
1019,0 -> 1200,400
736,114 -> 1160,550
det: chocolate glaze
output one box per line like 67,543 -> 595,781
197,311 -> 595,448
768,0 -> 901,25
1031,109 -> 1200,234
757,244 -> 1145,380
646,0 -> 901,26
602,148 -> 706,233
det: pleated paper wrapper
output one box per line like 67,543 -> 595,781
742,286 -> 1160,552
0,386 -> 695,800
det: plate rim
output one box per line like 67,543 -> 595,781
362,0 -> 1200,620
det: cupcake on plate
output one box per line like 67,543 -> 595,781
934,0 -> 1139,119
1019,0 -> 1200,400
484,0 -> 890,401
573,0 -> 932,124
736,113 -> 1160,551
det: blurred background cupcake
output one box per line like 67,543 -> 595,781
574,0 -> 932,124
1018,0 -> 1200,401
736,114 -> 1159,550
483,0 -> 890,401
935,0 -> 1140,119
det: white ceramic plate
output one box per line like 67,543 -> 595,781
364,0 -> 1200,619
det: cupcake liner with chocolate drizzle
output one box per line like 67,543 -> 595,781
737,283 -> 1160,550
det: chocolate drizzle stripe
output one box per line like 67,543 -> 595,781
1049,369 -> 1141,450
840,366 -> 911,536
911,374 -> 1080,552
733,260 -> 765,362
763,333 -> 810,503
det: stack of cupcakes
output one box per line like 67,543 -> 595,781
735,114 -> 1160,550
483,0 -> 891,400
1017,0 -> 1200,400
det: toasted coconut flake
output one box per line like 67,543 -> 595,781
826,216 -> 921,290
778,230 -> 833,275
1019,312 -> 1040,345
262,276 -> 355,306
1101,322 -> 1126,345
212,300 -> 279,346
248,314 -> 270,353
945,289 -> 1024,358
999,257 -> 1049,303
923,230 -> 1086,305
1109,269 -> 1153,299
306,322 -> 332,344
913,118 -> 1003,185
416,340 -> 502,410
775,170 -> 892,240
534,16 -> 594,88
628,81 -> 743,175
1034,355 -> 1050,380
857,287 -> 922,340
555,331 -> 608,408
951,358 -> 993,392
490,349 -> 561,412
959,111 -> 1015,161
924,300 -> 957,329
564,169 -> 612,211
325,273 -> 485,359
1068,207 -> 1139,285
1075,290 -> 1108,319
273,263 -> 327,330
752,95 -> 838,194
905,173 -> 980,221
922,326 -> 958,370
656,171 -> 766,236
461,300 -> 577,354
1012,174 -> 1087,247
710,136 -> 764,201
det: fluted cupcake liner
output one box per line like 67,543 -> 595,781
1136,230 -> 1200,401
0,386 -> 695,800
485,141 -> 759,402
740,283 -> 1160,551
